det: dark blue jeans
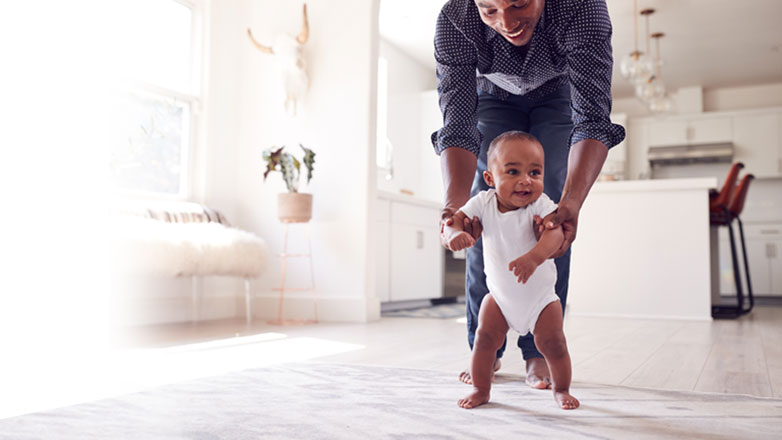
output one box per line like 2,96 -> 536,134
465,85 -> 573,361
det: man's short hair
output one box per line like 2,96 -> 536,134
487,130 -> 541,164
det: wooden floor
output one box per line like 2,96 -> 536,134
117,305 -> 782,398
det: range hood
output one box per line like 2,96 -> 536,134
648,142 -> 734,166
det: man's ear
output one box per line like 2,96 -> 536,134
483,170 -> 495,187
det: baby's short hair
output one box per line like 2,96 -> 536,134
487,130 -> 541,164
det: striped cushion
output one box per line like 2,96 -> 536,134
117,201 -> 231,226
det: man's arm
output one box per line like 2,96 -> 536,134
440,147 -> 476,219
432,10 -> 483,247
439,148 -> 483,247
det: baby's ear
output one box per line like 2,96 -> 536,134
483,170 -> 494,187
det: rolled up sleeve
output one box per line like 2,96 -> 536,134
431,11 -> 482,157
562,0 -> 626,149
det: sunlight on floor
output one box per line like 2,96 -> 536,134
0,332 -> 365,419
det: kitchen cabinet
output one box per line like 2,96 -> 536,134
627,107 -> 782,179
733,111 -> 781,178
771,240 -> 782,296
647,119 -> 688,146
748,224 -> 782,296
375,194 -> 443,303
718,223 -> 782,296
647,115 -> 732,147
375,199 -> 391,302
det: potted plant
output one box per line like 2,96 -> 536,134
262,144 -> 316,223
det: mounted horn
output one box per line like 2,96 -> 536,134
296,4 -> 309,45
247,29 -> 274,54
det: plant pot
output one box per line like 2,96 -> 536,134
277,192 -> 313,223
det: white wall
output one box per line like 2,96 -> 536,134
377,39 -> 437,198
201,0 -> 380,323
0,1 -> 116,353
704,83 -> 782,113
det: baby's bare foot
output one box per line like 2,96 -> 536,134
525,357 -> 551,389
457,388 -> 490,409
458,358 -> 501,384
553,390 -> 580,410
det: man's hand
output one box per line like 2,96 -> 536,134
532,201 -> 579,258
508,254 -> 538,284
440,208 -> 482,249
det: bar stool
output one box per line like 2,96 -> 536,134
709,162 -> 743,215
711,170 -> 755,318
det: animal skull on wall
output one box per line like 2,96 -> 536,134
247,4 -> 309,116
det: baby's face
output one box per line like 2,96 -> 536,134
485,139 -> 545,210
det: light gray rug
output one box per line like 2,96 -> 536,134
1,362 -> 781,439
382,302 -> 465,319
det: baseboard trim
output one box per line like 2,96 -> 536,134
567,311 -> 712,321
112,280 -> 381,325
252,294 -> 380,323
112,295 -> 241,327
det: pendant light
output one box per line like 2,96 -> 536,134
647,32 -> 674,113
636,31 -> 666,101
619,0 -> 653,82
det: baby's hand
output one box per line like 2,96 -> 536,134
448,231 -> 475,252
508,254 -> 538,284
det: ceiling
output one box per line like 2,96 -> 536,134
379,0 -> 782,98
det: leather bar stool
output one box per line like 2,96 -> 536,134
709,162 -> 743,215
711,170 -> 755,318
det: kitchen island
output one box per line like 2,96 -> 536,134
568,177 -> 718,320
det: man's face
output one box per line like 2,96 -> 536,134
473,0 -> 544,47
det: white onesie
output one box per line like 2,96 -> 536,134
460,189 -> 559,335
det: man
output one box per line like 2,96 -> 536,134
432,0 -> 625,388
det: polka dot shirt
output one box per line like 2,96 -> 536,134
431,0 -> 626,156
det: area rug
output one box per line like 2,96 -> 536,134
382,302 -> 465,319
1,362 -> 780,439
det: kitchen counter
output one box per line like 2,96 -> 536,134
376,190 -> 441,210
591,177 -> 717,193
568,177 -> 718,320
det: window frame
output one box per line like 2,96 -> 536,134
115,0 -> 205,201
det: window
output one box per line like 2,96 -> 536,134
111,0 -> 202,197
376,56 -> 394,180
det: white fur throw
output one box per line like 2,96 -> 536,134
112,217 -> 268,278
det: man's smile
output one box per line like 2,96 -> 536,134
504,26 -> 525,39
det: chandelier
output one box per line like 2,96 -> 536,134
620,3 -> 674,113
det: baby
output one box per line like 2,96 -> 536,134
445,130 -> 579,410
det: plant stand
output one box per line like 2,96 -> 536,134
268,220 -> 318,325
